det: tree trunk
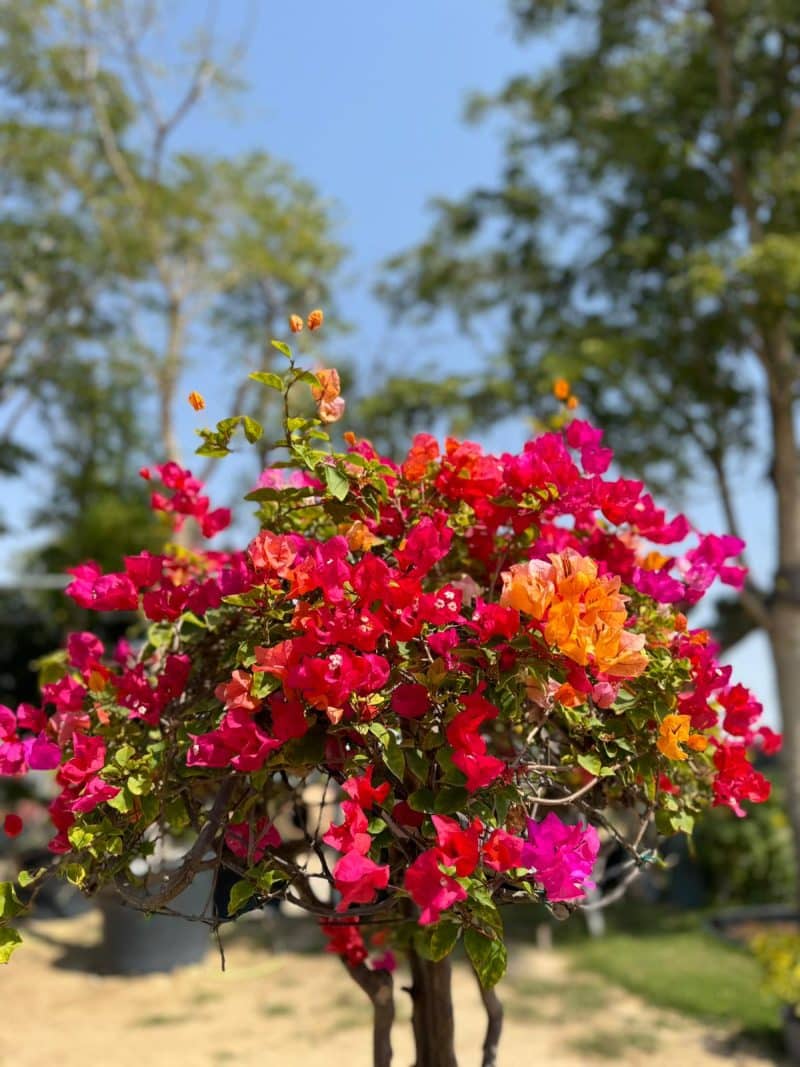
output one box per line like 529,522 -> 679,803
408,951 -> 459,1067
765,322 -> 800,897
769,603 -> 800,894
159,296 -> 185,465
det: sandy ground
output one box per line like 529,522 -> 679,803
0,911 -> 784,1067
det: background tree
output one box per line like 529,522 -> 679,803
379,0 -> 800,878
26,353 -> 165,626
0,0 -> 347,546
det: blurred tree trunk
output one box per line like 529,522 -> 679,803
765,320 -> 800,895
408,951 -> 459,1067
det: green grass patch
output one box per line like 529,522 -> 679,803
569,1027 -> 660,1060
564,925 -> 781,1039
131,1012 -> 186,1028
259,1001 -> 294,1017
189,989 -> 218,1006
507,974 -> 611,1016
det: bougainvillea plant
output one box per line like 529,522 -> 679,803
0,316 -> 777,1067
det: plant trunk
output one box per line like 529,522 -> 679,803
341,958 -> 395,1067
408,950 -> 459,1067
475,971 -> 503,1067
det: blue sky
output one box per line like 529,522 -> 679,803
4,1 -> 779,724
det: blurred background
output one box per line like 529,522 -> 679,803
1,2 -> 799,1064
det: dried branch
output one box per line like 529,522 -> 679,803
116,3 -> 164,132
79,2 -> 146,214
579,863 -> 643,912
530,772 -> 607,808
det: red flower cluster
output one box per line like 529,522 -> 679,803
144,462 -> 231,539
0,373 -> 777,979
324,770 -> 391,911
445,693 -> 505,793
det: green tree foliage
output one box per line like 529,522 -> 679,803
381,0 -> 800,887
694,781 -> 797,905
0,0 -> 347,549
27,355 -> 165,603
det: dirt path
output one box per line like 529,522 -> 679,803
0,912 -> 783,1066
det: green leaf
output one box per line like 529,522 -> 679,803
126,775 -> 149,796
107,788 -> 134,813
0,927 -> 22,964
0,883 -> 24,921
408,788 -> 436,813
404,748 -> 430,783
250,671 -> 281,699
62,863 -> 87,887
576,754 -> 602,777
433,786 -> 470,814
468,896 -> 504,935
217,417 -> 242,434
32,650 -> 67,687
114,744 -> 135,767
491,784 -> 518,825
281,730 -> 326,770
270,339 -> 292,359
367,723 -> 390,745
195,441 -> 231,459
67,826 -> 95,850
249,371 -> 284,390
146,622 -> 173,649
222,588 -> 266,607
323,465 -> 350,501
255,868 -> 281,894
242,415 -> 263,443
464,929 -> 507,989
228,880 -> 256,915
296,370 -> 321,387
139,793 -> 159,822
656,809 -> 695,835
384,734 -> 405,782
413,920 -> 460,961
244,485 -> 316,503
164,798 -> 190,833
17,867 -> 46,889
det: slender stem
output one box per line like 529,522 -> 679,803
530,773 -> 605,806
473,966 -> 503,1067
341,958 -> 395,1067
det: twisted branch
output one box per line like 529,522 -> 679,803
113,778 -> 234,911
